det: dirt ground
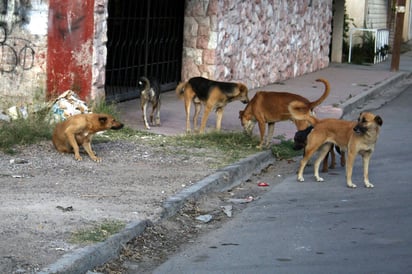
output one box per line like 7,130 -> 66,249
95,160 -> 297,274
0,133 -> 297,273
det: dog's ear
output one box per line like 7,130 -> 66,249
239,84 -> 248,93
98,116 -> 108,124
374,115 -> 383,126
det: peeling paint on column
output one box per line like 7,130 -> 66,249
46,0 -> 94,100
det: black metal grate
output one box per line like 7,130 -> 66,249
105,0 -> 184,102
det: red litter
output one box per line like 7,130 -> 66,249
258,182 -> 269,187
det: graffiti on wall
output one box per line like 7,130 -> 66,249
0,0 -> 36,73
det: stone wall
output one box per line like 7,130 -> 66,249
182,0 -> 332,89
92,0 -> 108,102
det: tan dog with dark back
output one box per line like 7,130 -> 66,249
239,78 -> 330,148
176,76 -> 249,133
288,100 -> 383,188
52,113 -> 124,162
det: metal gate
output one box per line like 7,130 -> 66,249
105,0 -> 184,102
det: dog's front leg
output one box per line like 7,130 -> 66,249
256,121 -> 267,149
215,107 -> 224,131
65,131 -> 82,161
265,122 -> 275,148
199,104 -> 212,133
362,153 -> 374,188
83,140 -> 101,162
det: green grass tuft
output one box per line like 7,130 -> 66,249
270,139 -> 301,160
69,219 -> 125,244
0,113 -> 53,154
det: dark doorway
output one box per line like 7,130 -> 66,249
105,0 -> 184,102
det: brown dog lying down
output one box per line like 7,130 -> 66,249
293,126 -> 345,172
52,113 -> 124,162
176,76 -> 249,133
289,100 -> 382,188
239,78 -> 330,149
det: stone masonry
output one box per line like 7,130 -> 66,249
182,0 -> 332,89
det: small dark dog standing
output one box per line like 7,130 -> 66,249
138,76 -> 161,129
293,126 -> 345,172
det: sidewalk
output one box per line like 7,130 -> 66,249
42,51 -> 412,273
118,50 -> 412,141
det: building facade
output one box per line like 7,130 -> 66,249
1,0 -> 333,108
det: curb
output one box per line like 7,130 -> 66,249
161,150 -> 275,219
340,72 -> 409,116
39,220 -> 148,274
39,151 -> 275,273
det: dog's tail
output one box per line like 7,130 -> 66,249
175,81 -> 188,99
307,78 -> 330,109
138,76 -> 150,90
288,100 -> 320,126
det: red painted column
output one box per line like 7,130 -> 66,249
47,0 -> 94,100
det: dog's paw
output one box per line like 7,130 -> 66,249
365,182 -> 374,188
75,155 -> 83,161
315,177 -> 324,182
297,176 -> 304,182
347,183 -> 357,188
91,156 -> 102,163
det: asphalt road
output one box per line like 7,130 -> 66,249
153,85 -> 412,273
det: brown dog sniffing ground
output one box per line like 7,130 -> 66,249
52,113 -> 124,162
239,78 -> 330,149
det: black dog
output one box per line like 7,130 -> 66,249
293,126 -> 314,151
138,76 -> 161,129
293,126 -> 345,172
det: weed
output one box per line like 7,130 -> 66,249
270,139 -> 301,160
69,219 -> 125,244
91,99 -> 120,118
0,112 -> 53,153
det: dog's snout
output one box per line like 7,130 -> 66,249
112,123 -> 124,130
353,125 -> 366,134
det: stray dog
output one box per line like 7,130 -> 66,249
288,100 -> 382,188
175,76 -> 249,133
138,76 -> 161,129
239,78 -> 330,149
52,113 -> 124,162
293,126 -> 345,172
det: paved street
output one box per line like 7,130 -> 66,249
153,86 -> 412,273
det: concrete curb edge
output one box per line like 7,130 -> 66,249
340,72 -> 409,116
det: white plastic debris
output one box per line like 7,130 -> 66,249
195,214 -> 213,223
50,90 -> 89,123
227,196 -> 254,204
221,205 -> 233,217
